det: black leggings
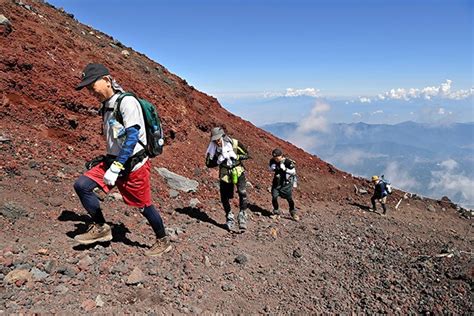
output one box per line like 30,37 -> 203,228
219,173 -> 248,214
272,196 -> 295,212
73,175 -> 166,238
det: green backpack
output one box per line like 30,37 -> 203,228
115,92 -> 164,157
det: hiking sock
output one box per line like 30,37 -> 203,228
74,175 -> 106,224
142,205 -> 166,239
272,197 -> 279,211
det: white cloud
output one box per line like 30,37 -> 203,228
383,162 -> 419,191
287,101 -> 332,151
329,149 -> 387,167
430,159 -> 474,205
418,106 -> 456,124
439,159 -> 458,170
296,102 -> 330,133
352,112 -> 362,118
355,80 -> 473,102
371,110 -> 384,115
284,88 -> 320,98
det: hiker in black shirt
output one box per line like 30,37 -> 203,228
269,148 -> 299,221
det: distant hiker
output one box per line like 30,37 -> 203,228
269,149 -> 299,221
370,175 -> 388,215
73,63 -> 171,257
205,127 -> 250,231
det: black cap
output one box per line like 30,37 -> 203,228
272,148 -> 283,157
75,63 -> 110,90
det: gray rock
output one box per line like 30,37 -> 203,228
30,267 -> 48,281
95,295 -> 105,307
427,205 -> 436,212
54,285 -> 69,295
44,260 -> 56,274
293,248 -> 302,258
57,266 -> 76,277
121,50 -> 130,58
164,273 -> 174,281
110,262 -> 128,275
189,198 -> 200,208
222,283 -> 235,291
235,254 -> 248,265
1,202 -> 27,220
203,256 -> 211,267
76,272 -> 86,281
155,167 -> 199,192
0,15 -> 12,34
169,189 -> 179,198
77,255 -> 94,270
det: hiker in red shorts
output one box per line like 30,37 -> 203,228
73,63 -> 171,257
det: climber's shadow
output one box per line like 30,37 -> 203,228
247,203 -> 274,217
349,202 -> 374,213
58,210 -> 148,250
174,207 -> 228,231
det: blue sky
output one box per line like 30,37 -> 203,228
49,0 -> 472,100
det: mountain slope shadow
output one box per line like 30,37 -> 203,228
58,210 -> 148,250
175,207 -> 228,231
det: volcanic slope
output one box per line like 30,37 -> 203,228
0,0 -> 472,313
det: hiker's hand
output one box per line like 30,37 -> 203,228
103,161 -> 123,186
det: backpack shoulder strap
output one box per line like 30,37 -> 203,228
114,92 -> 137,124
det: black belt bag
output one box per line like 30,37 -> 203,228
85,150 -> 147,176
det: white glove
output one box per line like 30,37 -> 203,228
217,154 -> 226,165
103,161 -> 123,186
280,162 -> 286,171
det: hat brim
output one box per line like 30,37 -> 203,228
75,75 -> 101,90
211,134 -> 224,141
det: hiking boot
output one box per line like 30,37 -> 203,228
238,210 -> 247,231
290,210 -> 300,222
225,212 -> 235,231
74,223 -> 112,245
270,209 -> 281,219
145,237 -> 172,257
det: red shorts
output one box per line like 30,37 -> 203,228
84,160 -> 152,208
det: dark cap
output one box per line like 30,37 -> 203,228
272,148 -> 283,157
75,63 -> 110,90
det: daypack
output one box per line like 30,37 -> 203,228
115,92 -> 164,157
381,175 -> 392,194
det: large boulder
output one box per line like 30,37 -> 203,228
155,167 -> 199,193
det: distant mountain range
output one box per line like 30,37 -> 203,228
224,95 -> 474,126
261,121 -> 474,208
